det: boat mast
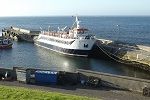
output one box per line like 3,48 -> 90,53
71,16 -> 80,29
75,16 -> 80,29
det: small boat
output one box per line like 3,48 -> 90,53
0,37 -> 13,49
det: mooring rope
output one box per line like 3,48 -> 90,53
96,42 -> 138,65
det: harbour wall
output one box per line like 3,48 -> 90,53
0,67 -> 150,93
2,27 -> 40,42
78,69 -> 150,92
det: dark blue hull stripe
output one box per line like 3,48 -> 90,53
35,41 -> 92,57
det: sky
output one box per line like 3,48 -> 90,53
0,0 -> 150,16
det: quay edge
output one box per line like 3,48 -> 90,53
95,39 -> 150,72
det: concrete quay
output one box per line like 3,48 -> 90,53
96,39 -> 150,72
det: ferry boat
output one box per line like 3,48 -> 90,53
0,37 -> 13,49
35,16 -> 96,57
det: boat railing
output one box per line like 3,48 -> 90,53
42,31 -> 75,39
41,30 -> 95,40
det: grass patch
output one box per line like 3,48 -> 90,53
0,85 -> 97,100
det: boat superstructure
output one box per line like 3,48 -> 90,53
35,16 -> 96,57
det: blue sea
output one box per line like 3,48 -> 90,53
0,16 -> 150,79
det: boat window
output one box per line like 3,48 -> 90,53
84,44 -> 88,48
78,30 -> 84,34
85,36 -> 90,39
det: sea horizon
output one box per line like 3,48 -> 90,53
0,15 -> 150,18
